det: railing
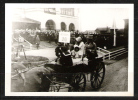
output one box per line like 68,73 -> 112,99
97,47 -> 110,60
97,47 -> 128,60
13,38 -> 18,42
19,34 -> 33,49
109,48 -> 128,59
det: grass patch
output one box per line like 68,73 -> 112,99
12,55 -> 49,67
12,55 -> 49,62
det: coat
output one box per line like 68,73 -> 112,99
85,42 -> 98,60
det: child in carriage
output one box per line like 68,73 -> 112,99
71,37 -> 85,59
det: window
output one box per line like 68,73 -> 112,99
45,20 -> 56,30
69,23 -> 75,31
60,8 -> 74,16
44,8 -> 56,14
61,22 -> 66,30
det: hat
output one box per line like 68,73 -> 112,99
61,46 -> 70,55
76,37 -> 82,42
61,46 -> 68,52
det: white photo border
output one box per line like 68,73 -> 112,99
5,3 -> 134,96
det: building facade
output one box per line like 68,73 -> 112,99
20,8 -> 80,31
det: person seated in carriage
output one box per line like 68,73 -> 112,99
55,42 -> 73,66
71,37 -> 85,59
71,41 -> 79,58
84,35 -> 98,66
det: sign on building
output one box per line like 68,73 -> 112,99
58,32 -> 70,43
44,8 -> 56,14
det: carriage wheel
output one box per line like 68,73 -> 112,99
69,73 -> 86,92
90,62 -> 105,89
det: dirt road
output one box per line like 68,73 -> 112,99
85,56 -> 128,91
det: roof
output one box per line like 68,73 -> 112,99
12,17 -> 41,24
117,29 -> 124,33
96,27 -> 109,31
95,27 -> 111,34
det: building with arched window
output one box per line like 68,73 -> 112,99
18,8 -> 80,31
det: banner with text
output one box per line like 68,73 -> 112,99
58,32 -> 70,43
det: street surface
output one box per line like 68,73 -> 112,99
85,56 -> 128,91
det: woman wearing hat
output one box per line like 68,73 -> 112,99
75,37 -> 85,58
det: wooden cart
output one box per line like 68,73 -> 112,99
44,57 -> 105,92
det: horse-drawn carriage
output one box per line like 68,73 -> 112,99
11,33 -> 105,92
44,56 -> 105,92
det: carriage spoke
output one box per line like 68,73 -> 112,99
98,69 -> 103,73
98,74 -> 103,78
95,80 -> 97,88
91,73 -> 96,78
79,76 -> 84,82
98,73 -> 103,76
70,73 -> 86,92
98,72 -> 103,74
91,62 -> 105,89
98,67 -> 102,72
96,80 -> 98,88
93,78 -> 96,83
79,74 -> 81,81
77,74 -> 81,82
97,77 -> 100,84
79,82 -> 85,85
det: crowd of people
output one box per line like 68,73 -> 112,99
13,29 -> 97,44
13,28 -> 126,51
13,28 -> 114,52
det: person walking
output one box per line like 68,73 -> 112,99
35,34 -> 40,49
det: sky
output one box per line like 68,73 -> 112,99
79,8 -> 129,31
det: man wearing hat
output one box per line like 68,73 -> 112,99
84,35 -> 98,66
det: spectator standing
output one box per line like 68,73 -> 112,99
54,31 -> 59,44
35,35 -> 40,49
48,32 -> 52,43
80,34 -> 87,43
75,30 -> 79,38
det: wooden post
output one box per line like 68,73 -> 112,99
22,45 -> 27,60
109,52 -> 111,60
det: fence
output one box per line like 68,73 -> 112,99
97,47 -> 128,60
19,34 -> 33,49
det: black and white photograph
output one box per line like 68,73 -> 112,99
5,4 -> 134,96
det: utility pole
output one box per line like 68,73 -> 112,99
113,18 -> 116,47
